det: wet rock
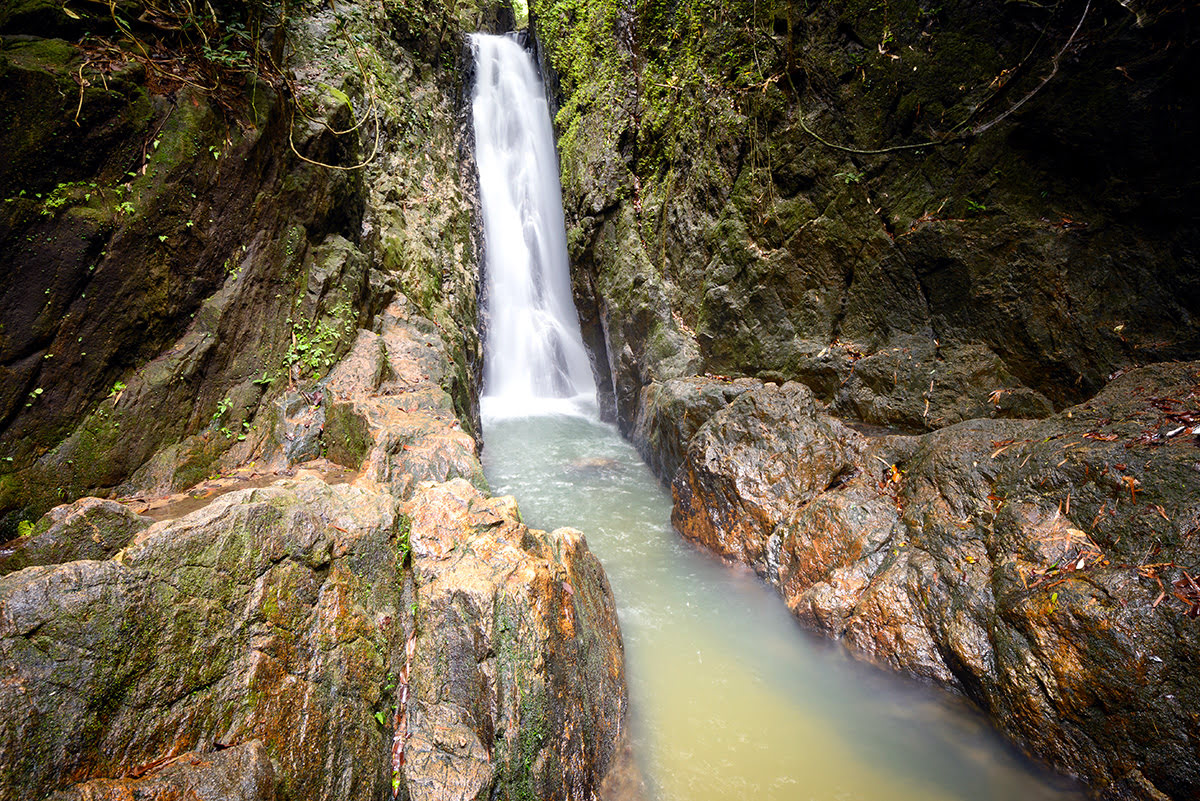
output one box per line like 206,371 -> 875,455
315,299 -> 486,498
672,381 -> 863,571
273,391 -> 328,465
402,478 -> 627,801
0,497 -> 151,575
0,295 -> 628,801
48,740 -> 276,801
669,362 -> 1200,799
0,478 -> 405,801
630,376 -> 762,482
0,469 -> 628,801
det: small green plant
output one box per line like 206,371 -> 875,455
39,181 -> 88,216
116,201 -> 135,215
395,515 -> 412,563
16,519 -> 34,539
212,395 -> 232,422
108,381 -> 126,398
285,303 -> 355,379
966,199 -> 987,213
835,171 -> 864,184
24,387 -> 44,407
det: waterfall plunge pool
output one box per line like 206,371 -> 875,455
482,411 -> 1083,801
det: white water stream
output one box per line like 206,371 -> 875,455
472,33 -> 596,416
470,32 -> 1082,801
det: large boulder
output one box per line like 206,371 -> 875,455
0,471 -> 629,801
402,478 -> 626,801
48,741 -> 277,801
0,479 -> 406,801
0,497 -> 151,575
672,381 -> 863,570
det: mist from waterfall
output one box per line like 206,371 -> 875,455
471,33 -> 596,419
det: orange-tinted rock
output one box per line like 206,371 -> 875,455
48,741 -> 276,801
668,363 -> 1200,799
403,479 -> 627,801
0,470 -> 629,801
672,381 -> 862,571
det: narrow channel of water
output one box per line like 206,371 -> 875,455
481,411 -> 1083,801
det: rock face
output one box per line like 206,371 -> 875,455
532,0 -> 1200,434
0,0 -> 494,533
668,363 -> 1200,799
48,740 -> 277,801
0,478 -> 405,801
0,3 -> 632,800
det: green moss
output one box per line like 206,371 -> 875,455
492,597 -> 554,801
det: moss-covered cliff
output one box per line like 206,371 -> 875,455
0,0 -> 510,532
533,0 -> 1199,433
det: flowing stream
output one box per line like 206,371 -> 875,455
470,32 -> 1083,801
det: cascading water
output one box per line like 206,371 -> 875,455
471,33 -> 596,417
470,32 -> 1082,801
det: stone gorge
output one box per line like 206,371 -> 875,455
1,0 -> 1198,798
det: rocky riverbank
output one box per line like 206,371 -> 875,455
0,305 -> 629,798
0,1 -> 630,798
631,363 -> 1200,798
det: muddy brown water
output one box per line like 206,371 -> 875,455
482,411 -> 1084,801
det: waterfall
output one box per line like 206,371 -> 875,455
471,33 -> 597,418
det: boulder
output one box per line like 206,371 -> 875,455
0,479 -> 404,801
630,376 -> 762,482
401,478 -> 627,801
0,472 -> 630,801
48,741 -> 276,801
0,497 -> 151,575
672,381 -> 863,570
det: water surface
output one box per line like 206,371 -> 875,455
482,412 -> 1083,801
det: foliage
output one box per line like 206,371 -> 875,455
65,0 -> 288,122
382,0 -> 455,64
285,300 -> 355,381
395,514 -> 412,563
